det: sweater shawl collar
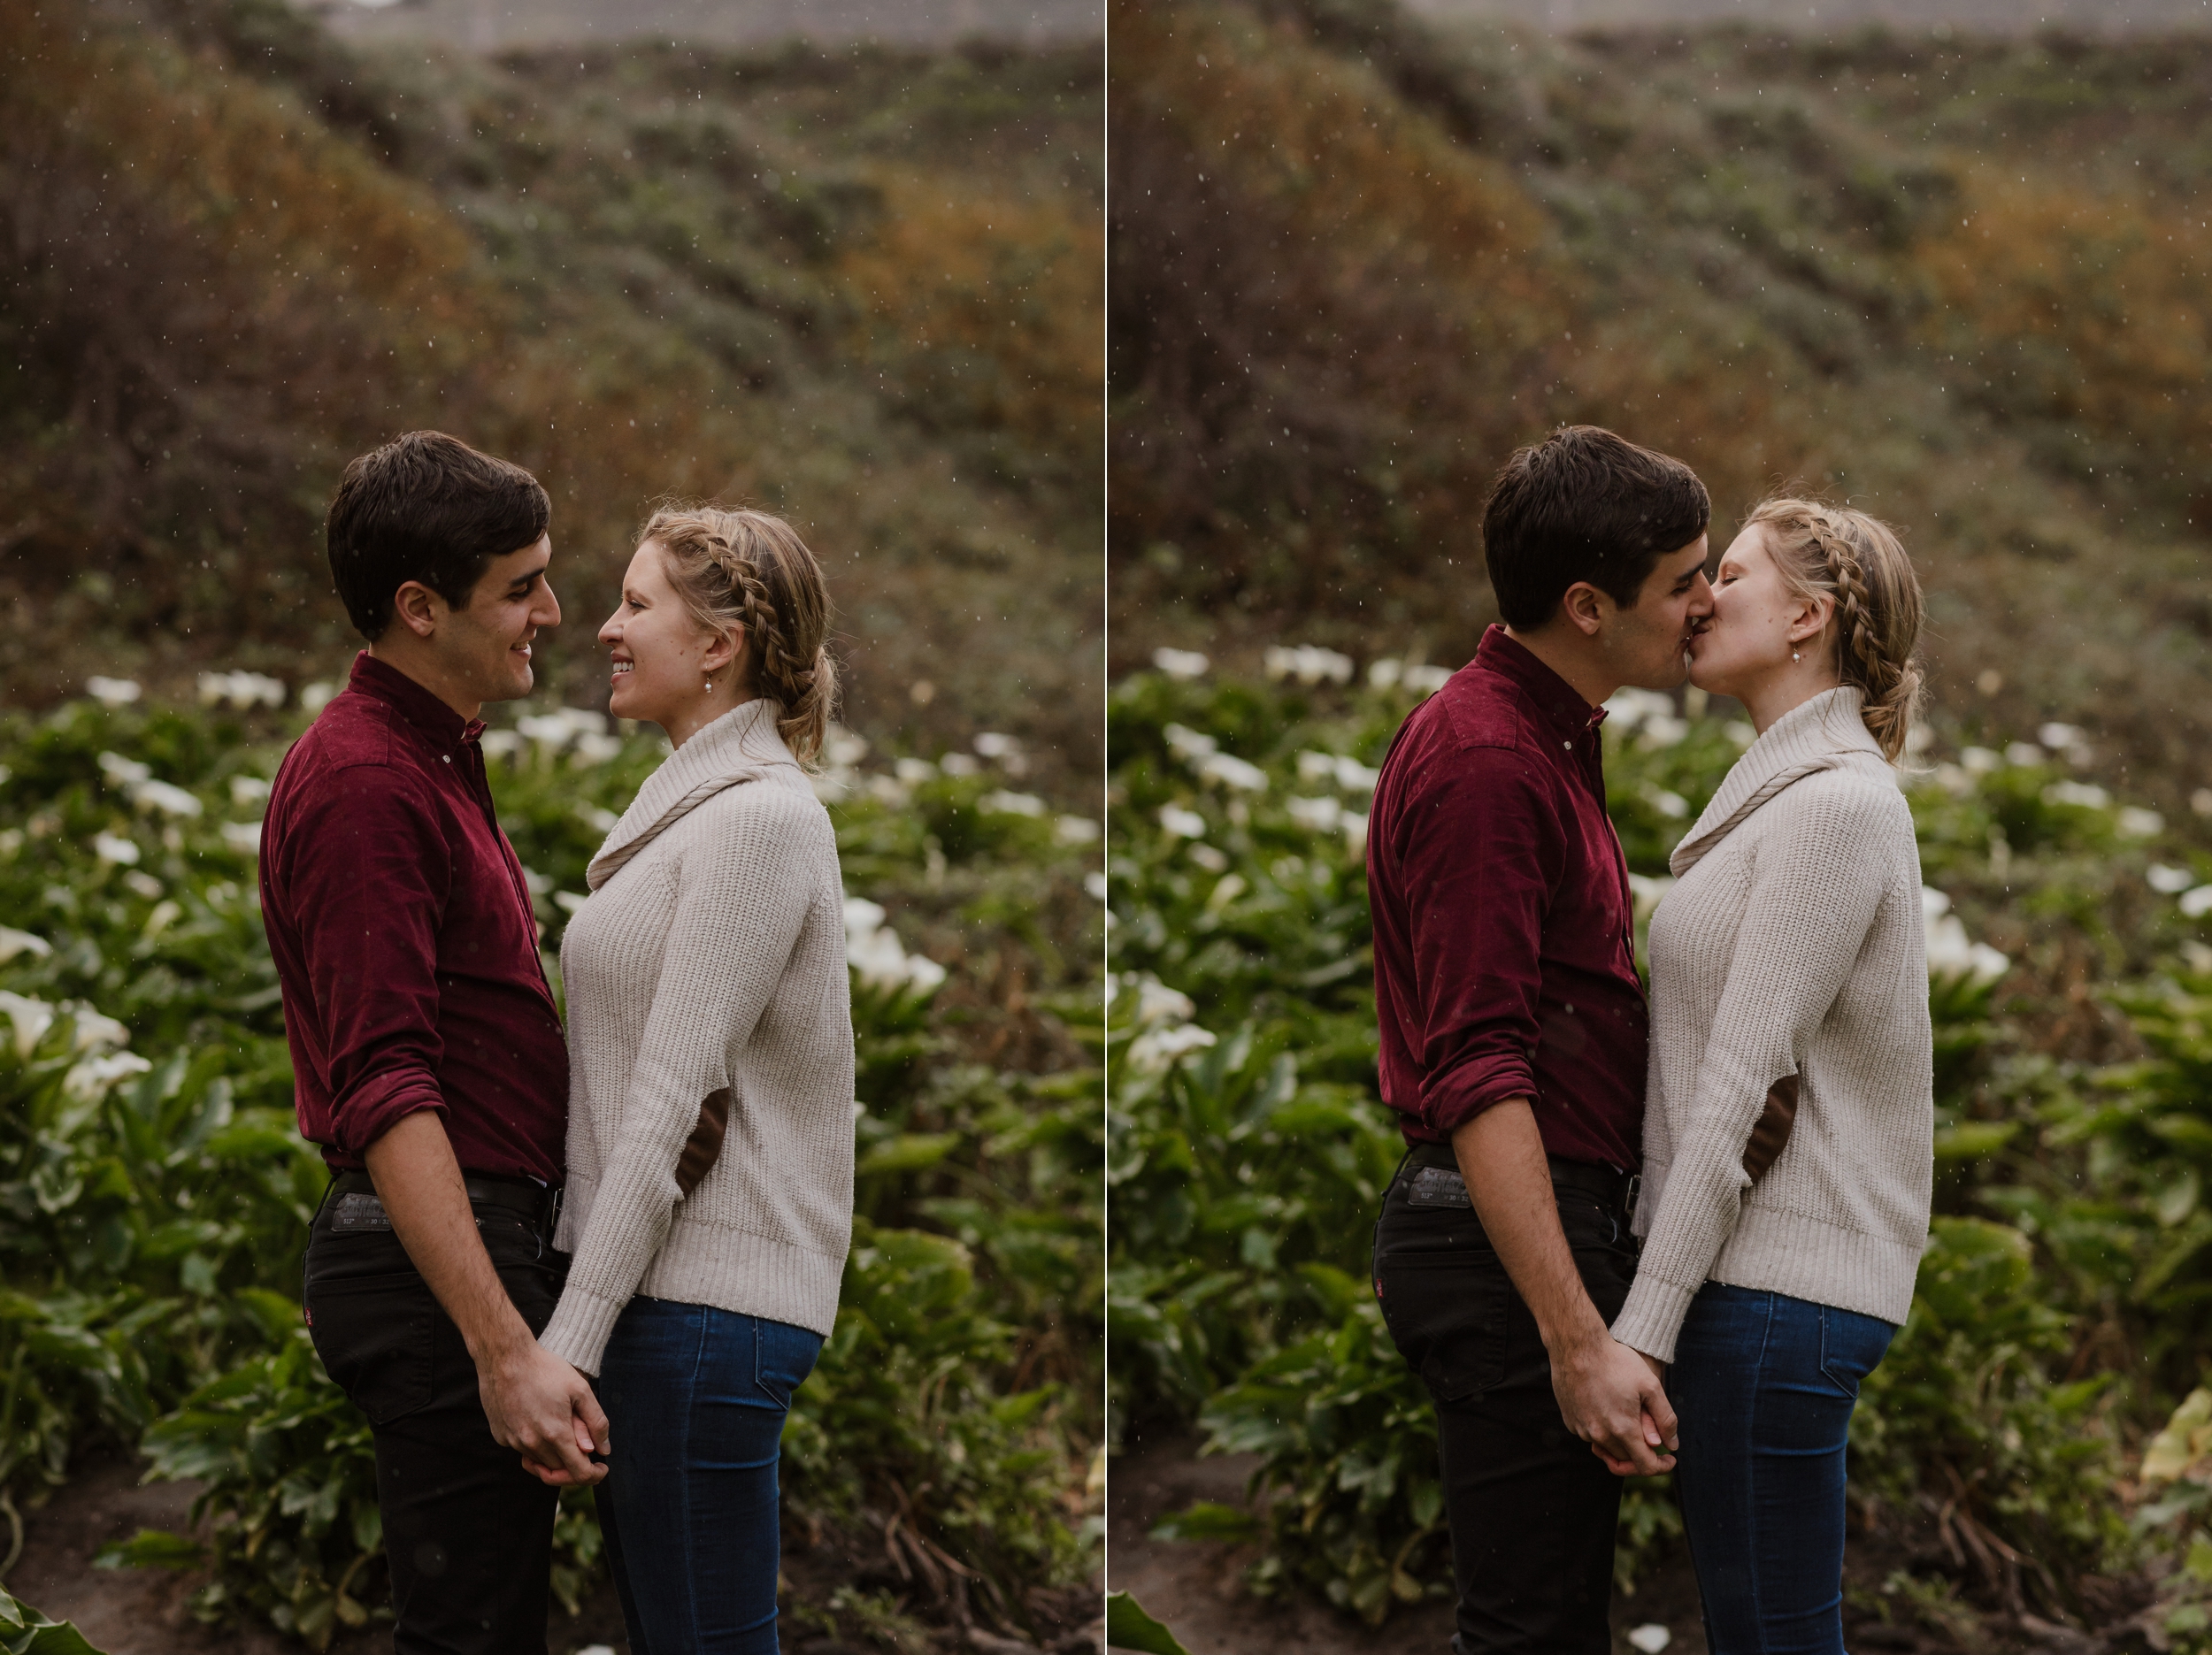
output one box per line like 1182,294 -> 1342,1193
1669,686 -> 1886,876
587,699 -> 798,892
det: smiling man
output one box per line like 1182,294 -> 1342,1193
1367,425 -> 1714,1655
259,431 -> 603,1653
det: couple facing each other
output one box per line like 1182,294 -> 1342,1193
1370,425 -> 1932,1655
259,430 -> 852,1654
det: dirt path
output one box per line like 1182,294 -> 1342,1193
3,1452 -> 631,1655
1106,1431 -> 1709,1655
1104,1430 -> 2200,1655
4,1453 -> 1090,1655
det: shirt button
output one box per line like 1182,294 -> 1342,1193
442,755 -> 452,763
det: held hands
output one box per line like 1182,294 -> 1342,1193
1550,1334 -> 1678,1477
479,1337 -> 611,1487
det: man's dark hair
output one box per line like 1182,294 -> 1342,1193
1480,426 -> 1710,630
326,432 -> 551,640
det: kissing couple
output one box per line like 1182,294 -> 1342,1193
260,431 -> 856,1653
1369,426 -> 1934,1654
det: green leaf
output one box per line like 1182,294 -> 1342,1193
93,1529 -> 204,1571
1105,1590 -> 1191,1655
1148,1502 -> 1261,1544
0,1587 -> 110,1655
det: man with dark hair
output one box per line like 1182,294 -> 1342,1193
1368,425 -> 1714,1651
262,431 -> 604,1653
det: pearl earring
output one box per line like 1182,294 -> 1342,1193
1792,650 -> 1801,663
703,676 -> 713,692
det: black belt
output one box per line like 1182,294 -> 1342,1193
1405,1140 -> 1640,1218
327,1168 -> 557,1226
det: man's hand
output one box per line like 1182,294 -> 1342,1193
1557,1338 -> 1676,1477
1450,1101 -> 1678,1479
363,1114 -> 610,1485
481,1342 -> 610,1487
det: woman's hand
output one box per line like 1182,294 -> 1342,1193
1588,1343 -> 1675,1476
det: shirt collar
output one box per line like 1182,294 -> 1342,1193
346,652 -> 487,752
1471,624 -> 1607,743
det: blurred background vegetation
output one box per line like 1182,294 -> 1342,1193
1,0 -> 1102,780
1110,0 -> 2212,812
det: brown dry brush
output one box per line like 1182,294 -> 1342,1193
1108,0 -> 1570,646
0,0 -> 491,666
1,1 -> 1109,785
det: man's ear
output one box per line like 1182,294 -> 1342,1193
1560,580 -> 1607,640
391,580 -> 444,641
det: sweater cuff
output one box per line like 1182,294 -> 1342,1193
538,1290 -> 627,1378
1609,1275 -> 1699,1366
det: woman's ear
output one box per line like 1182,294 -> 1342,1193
1787,593 -> 1834,647
700,624 -> 742,677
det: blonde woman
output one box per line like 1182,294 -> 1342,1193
536,505 -> 853,1654
1608,500 -> 1933,1654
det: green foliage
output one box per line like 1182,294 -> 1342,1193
1853,1219 -> 2127,1608
0,1586 -> 107,1655
1103,1590 -> 1191,1655
0,687 -> 1100,1644
1110,656 -> 2195,1619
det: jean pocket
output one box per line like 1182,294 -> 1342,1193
1818,1304 -> 1896,1400
753,1317 -> 825,1410
1374,1249 -> 1509,1405
305,1270 -> 436,1426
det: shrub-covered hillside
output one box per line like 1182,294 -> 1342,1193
1110,0 -> 2212,812
2,0 -> 1102,779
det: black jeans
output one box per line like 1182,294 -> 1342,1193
1372,1146 -> 1640,1655
303,1177 -> 569,1655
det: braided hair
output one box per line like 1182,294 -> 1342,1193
1745,497 -> 1925,762
638,503 -> 839,765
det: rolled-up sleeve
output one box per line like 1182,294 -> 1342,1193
281,765 -> 451,1153
1397,755 -> 1564,1136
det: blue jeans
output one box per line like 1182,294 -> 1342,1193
595,1297 -> 825,1655
1670,1283 -> 1895,1655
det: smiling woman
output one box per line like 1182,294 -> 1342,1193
601,505 -> 837,761
541,500 -> 853,1651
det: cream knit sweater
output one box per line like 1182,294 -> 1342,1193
538,699 -> 855,1375
1609,687 -> 1933,1365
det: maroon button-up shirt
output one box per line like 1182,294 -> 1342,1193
260,653 -> 568,1184
1368,625 -> 1648,1169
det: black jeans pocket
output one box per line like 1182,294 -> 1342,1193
1376,1249 -> 1511,1406
305,1269 -> 436,1427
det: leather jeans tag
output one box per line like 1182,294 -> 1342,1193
1407,1164 -> 1474,1209
331,1191 -> 395,1232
